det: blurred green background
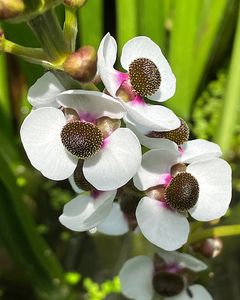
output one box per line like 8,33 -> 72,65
0,0 -> 240,299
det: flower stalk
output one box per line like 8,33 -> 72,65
28,8 -> 69,62
63,5 -> 78,52
188,224 -> 240,244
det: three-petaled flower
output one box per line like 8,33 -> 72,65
119,250 -> 213,300
133,141 -> 232,250
20,87 -> 142,191
97,33 -> 180,132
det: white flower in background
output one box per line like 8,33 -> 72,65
20,90 -> 141,191
64,167 -> 129,234
59,189 -> 117,231
133,142 -> 232,250
119,251 -> 212,300
97,33 -> 180,132
28,72 -> 64,108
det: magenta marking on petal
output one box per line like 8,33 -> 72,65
132,94 -> 145,105
178,146 -> 184,154
117,71 -> 129,85
79,112 -> 97,123
101,137 -> 110,149
157,200 -> 175,212
159,173 -> 172,186
165,263 -> 182,274
91,190 -> 103,199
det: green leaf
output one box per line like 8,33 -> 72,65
116,0 -> 138,51
138,0 -> 171,53
78,0 -> 103,49
215,4 -> 240,154
167,0 -> 229,120
0,53 -> 12,135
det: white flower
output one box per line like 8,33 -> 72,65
20,90 -> 142,191
64,171 -> 128,234
59,190 -> 117,231
125,114 -> 222,161
97,33 -> 180,132
119,252 -> 213,300
133,142 -> 232,250
28,72 -> 64,108
97,202 -> 129,235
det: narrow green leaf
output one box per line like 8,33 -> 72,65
78,0 -> 103,49
167,0 -> 229,121
116,0 -> 138,50
0,153 -> 72,300
138,0 -> 170,53
190,0 -> 228,105
167,0 -> 202,119
0,53 -> 12,134
215,5 -> 240,153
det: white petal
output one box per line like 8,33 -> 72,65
157,250 -> 207,272
119,256 -> 154,300
136,197 -> 190,251
97,33 -> 122,96
59,190 -> 116,231
97,202 -> 129,235
57,90 -> 125,120
20,108 -> 77,180
133,148 -> 179,191
68,175 -> 84,193
166,285 -> 213,300
125,116 -> 179,150
187,159 -> 232,221
83,128 -> 141,191
28,72 -> 64,108
120,36 -> 176,102
181,139 -> 222,164
124,102 -> 180,131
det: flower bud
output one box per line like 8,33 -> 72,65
0,0 -> 25,20
63,46 -> 97,82
64,0 -> 87,8
192,238 -> 223,258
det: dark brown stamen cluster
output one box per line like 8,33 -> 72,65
164,172 -> 199,211
61,121 -> 103,159
152,272 -> 184,297
129,58 -> 161,97
147,118 -> 189,145
73,160 -> 93,191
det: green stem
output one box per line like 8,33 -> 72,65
63,6 -> 78,52
215,4 -> 240,153
2,39 -> 63,69
28,8 -> 69,62
188,224 -> 240,244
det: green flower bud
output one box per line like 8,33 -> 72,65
64,0 -> 87,8
63,46 -> 97,82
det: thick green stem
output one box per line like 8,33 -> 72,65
2,39 -> 63,68
28,8 -> 68,62
188,224 -> 240,244
63,6 -> 78,52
